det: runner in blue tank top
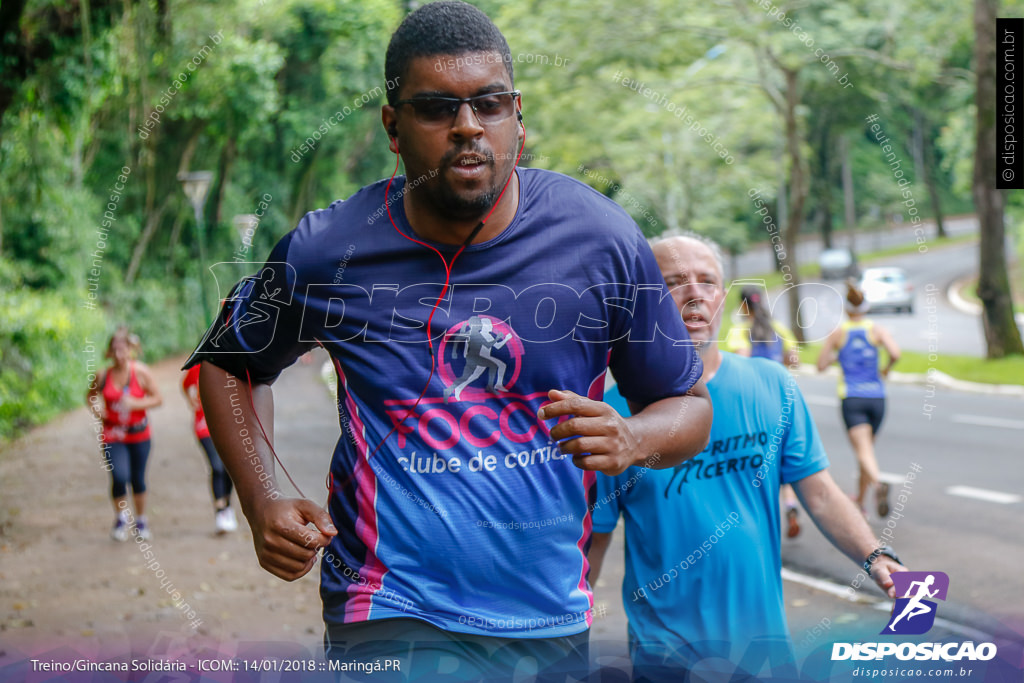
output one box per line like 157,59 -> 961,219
817,282 -> 901,517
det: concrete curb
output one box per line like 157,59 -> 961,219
893,368 -> 1024,397
796,364 -> 1024,398
948,273 -> 1024,324
790,274 -> 1024,397
948,275 -> 982,316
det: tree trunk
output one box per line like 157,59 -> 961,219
841,135 -> 857,250
0,0 -> 29,141
287,126 -> 377,227
154,0 -> 172,42
777,162 -> 787,273
177,128 -> 203,175
165,207 -> 187,276
210,137 -> 238,226
815,117 -> 833,249
140,117 -> 163,258
911,109 -> 925,182
125,198 -> 170,284
662,131 -> 680,232
783,68 -> 807,342
974,0 -> 1024,357
924,154 -> 948,239
289,148 -> 321,229
917,109 -> 948,239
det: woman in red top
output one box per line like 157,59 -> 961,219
86,328 -> 163,541
182,364 -> 237,533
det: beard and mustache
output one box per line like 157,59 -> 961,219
425,141 -> 518,221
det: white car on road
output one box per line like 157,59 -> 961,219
860,267 -> 915,314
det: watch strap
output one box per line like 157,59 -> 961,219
864,545 -> 901,572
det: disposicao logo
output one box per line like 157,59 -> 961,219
831,571 -> 998,662
883,571 -> 949,635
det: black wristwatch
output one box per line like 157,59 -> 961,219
863,545 -> 901,572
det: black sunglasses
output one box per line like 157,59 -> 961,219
395,90 -> 521,127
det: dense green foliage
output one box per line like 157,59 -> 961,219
0,0 -> 1019,438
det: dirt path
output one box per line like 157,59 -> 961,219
0,353 -> 337,665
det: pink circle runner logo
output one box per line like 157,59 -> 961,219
439,315 -> 524,403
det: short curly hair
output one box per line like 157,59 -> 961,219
385,1 -> 514,105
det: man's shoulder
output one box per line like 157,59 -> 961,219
521,168 -> 636,220
521,167 -> 603,195
719,352 -> 793,389
292,179 -> 390,239
276,180 -> 400,265
518,168 -> 645,251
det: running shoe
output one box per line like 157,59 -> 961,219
134,517 -> 152,540
215,507 -> 238,534
785,506 -> 801,538
110,517 -> 129,542
877,483 -> 890,518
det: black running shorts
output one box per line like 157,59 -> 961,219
841,396 -> 886,434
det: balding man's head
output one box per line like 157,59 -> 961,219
652,235 -> 724,283
651,234 -> 726,349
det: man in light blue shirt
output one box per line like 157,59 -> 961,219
589,234 -> 906,682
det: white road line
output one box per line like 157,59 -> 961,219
877,472 -> 906,485
780,568 -> 873,604
805,395 -> 839,408
782,568 -> 996,642
946,486 -> 1022,505
951,414 -> 1024,429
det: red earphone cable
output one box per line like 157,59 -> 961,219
239,121 -> 528,509
322,123 -> 528,503
245,368 -> 307,497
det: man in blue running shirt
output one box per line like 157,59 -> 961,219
185,2 -> 712,680
589,235 -> 906,683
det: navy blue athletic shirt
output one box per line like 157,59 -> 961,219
187,167 -> 701,637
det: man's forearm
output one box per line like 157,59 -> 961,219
626,381 -> 712,469
198,361 -> 281,518
797,471 -> 880,565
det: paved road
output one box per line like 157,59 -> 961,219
787,371 -> 1023,633
765,240 -> 990,356
728,215 -> 979,281
727,214 -> 1024,358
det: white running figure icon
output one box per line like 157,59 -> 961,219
443,316 -> 513,403
888,574 -> 939,631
